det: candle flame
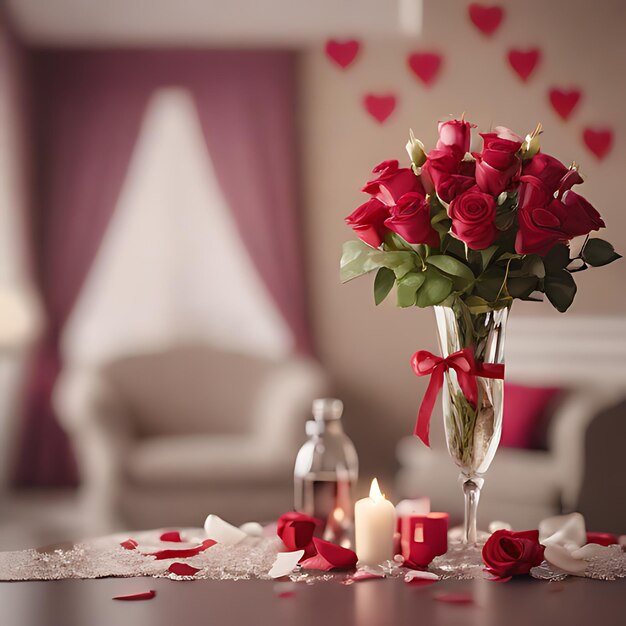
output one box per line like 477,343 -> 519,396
369,478 -> 385,501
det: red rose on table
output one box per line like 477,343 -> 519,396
345,197 -> 390,248
436,119 -> 474,154
482,529 -> 545,578
475,129 -> 522,196
277,512 -> 321,560
449,188 -> 498,250
420,146 -> 464,196
362,160 -> 424,206
384,192 -> 439,247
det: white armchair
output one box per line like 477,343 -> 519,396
54,344 -> 329,531
396,316 -> 626,532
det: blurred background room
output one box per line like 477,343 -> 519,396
0,0 -> 625,549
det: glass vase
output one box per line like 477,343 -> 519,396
433,300 -> 509,571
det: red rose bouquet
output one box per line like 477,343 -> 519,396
341,119 -> 620,552
341,119 -> 619,314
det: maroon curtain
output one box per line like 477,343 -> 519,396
15,52 -> 151,486
191,53 -> 312,354
16,50 -> 308,486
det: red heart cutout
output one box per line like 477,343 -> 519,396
325,39 -> 360,69
407,52 -> 443,87
363,93 -> 397,124
583,128 -> 613,160
549,88 -> 582,121
507,48 -> 541,82
468,4 -> 505,36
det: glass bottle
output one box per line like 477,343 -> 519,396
293,398 -> 358,548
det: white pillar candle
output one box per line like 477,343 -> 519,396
355,478 -> 396,566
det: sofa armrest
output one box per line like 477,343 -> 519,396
547,386 -> 624,512
249,356 -> 329,472
53,367 -> 134,528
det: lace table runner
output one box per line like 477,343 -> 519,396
0,528 -> 624,583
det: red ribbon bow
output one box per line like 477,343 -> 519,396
411,347 -> 504,447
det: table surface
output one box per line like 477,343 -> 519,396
0,575 -> 624,626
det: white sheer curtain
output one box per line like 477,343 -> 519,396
63,88 -> 292,365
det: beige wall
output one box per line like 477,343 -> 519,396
301,0 -> 626,479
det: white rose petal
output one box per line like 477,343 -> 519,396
239,522 -> 264,537
204,514 -> 247,545
544,544 -> 587,576
269,551 -> 304,578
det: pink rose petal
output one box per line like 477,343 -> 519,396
300,538 -> 358,571
113,590 -> 156,601
167,562 -> 201,577
349,569 -> 385,582
159,531 -> 183,543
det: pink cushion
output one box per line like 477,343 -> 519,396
500,383 -> 562,449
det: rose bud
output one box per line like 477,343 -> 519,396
406,128 -> 427,169
475,130 -> 522,196
482,529 -> 545,579
449,188 -> 498,250
345,197 -> 390,249
384,192 -> 439,247
436,119 -> 474,154
420,145 -> 464,195
521,123 -> 543,160
362,160 -> 424,207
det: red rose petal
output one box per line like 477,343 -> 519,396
113,590 -> 156,601
159,531 -> 183,543
434,592 -> 474,605
300,538 -> 358,571
349,569 -> 385,582
586,531 -> 619,546
167,562 -> 201,577
143,538 -> 216,560
120,539 -> 138,550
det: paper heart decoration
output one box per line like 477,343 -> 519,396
300,538 -> 358,571
549,88 -> 582,121
407,52 -> 443,87
363,94 -> 397,124
468,4 -> 505,36
583,128 -> 613,160
507,48 -> 542,82
325,39 -> 360,69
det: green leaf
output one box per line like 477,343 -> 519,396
581,239 -> 622,267
544,270 -> 577,312
507,276 -> 538,299
463,295 -> 493,314
426,255 -> 475,282
543,244 -> 570,273
495,209 -> 516,231
373,267 -> 395,305
415,267 -> 453,307
340,240 -> 417,283
479,245 -> 499,270
396,272 -> 427,307
474,266 -> 506,301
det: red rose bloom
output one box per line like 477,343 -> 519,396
384,192 -> 439,247
362,160 -> 424,206
437,174 -> 475,204
482,529 -> 545,578
560,190 -> 605,237
345,198 -> 389,248
436,119 -> 474,153
522,153 -> 569,193
449,188 -> 498,250
475,129 -> 522,196
420,146 -> 464,194
277,512 -> 321,560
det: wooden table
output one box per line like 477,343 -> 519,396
0,575 -> 624,626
